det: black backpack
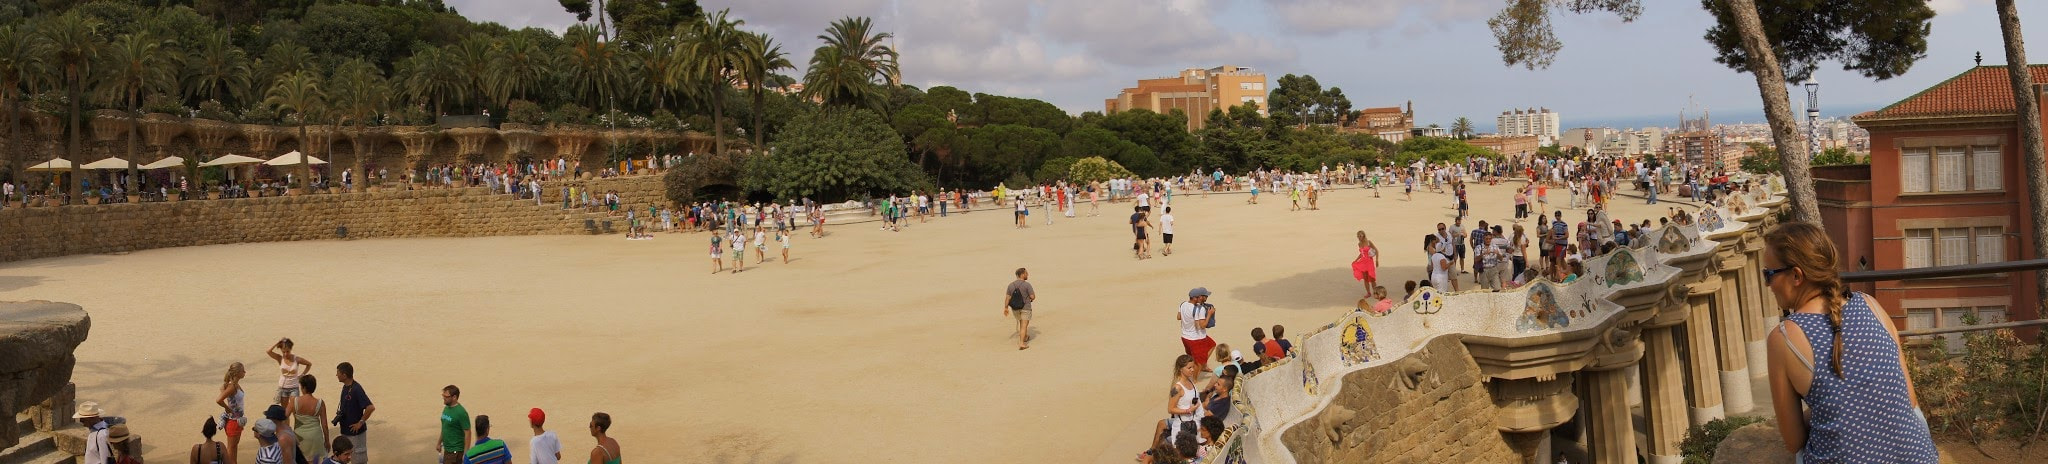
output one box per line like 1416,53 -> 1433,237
1007,285 -> 1028,310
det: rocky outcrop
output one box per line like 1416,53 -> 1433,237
0,301 -> 89,450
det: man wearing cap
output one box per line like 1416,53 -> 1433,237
1178,288 -> 1217,371
334,362 -> 374,464
74,402 -> 112,464
256,405 -> 303,464
529,408 -> 562,464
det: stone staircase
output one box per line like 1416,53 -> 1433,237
0,413 -> 68,464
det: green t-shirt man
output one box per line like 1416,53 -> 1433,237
440,403 -> 471,453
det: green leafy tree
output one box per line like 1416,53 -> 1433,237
1451,117 -> 1474,139
397,45 -> 465,116
1034,156 -> 1078,183
742,106 -> 928,201
487,31 -> 552,107
42,11 -> 98,198
184,29 -> 249,105
0,24 -> 49,182
604,0 -> 701,46
1266,74 -> 1321,129
329,58 -> 387,190
683,9 -> 748,156
97,31 -> 183,191
561,24 -> 624,118
740,31 -> 792,149
1067,156 -> 1136,184
1318,87 -> 1350,126
964,124 -> 1059,186
449,34 -> 495,113
1093,108 -> 1194,170
263,69 -> 325,185
630,29 -> 680,111
1061,126 -> 1160,176
1737,142 -> 1780,174
1396,136 -> 1495,164
803,16 -> 898,108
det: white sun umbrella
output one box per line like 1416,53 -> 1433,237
25,158 -> 73,171
140,156 -> 186,170
263,151 -> 327,166
79,157 -> 133,170
199,154 -> 265,167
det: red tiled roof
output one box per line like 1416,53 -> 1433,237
1855,64 -> 2048,121
1359,107 -> 1402,114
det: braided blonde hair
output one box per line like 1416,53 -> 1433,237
1765,222 -> 1849,379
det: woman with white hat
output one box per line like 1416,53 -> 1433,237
72,402 -> 111,464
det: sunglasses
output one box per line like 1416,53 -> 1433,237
1761,265 -> 1795,283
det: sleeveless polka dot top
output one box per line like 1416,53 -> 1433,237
1781,292 -> 1938,463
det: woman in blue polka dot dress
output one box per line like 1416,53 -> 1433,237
1763,222 -> 1937,463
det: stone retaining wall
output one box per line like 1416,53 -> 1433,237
0,187 -> 600,263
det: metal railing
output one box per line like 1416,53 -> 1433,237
1840,258 -> 2048,337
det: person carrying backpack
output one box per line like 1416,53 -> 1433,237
1004,268 -> 1037,350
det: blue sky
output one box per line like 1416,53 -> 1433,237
451,0 -> 2041,130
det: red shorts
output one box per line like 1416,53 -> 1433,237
1181,337 -> 1216,371
224,418 -> 242,440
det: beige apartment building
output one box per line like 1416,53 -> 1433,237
1105,65 -> 1268,131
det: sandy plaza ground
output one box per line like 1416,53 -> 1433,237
0,178 -> 1692,463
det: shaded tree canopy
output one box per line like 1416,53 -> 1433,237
1700,0 -> 1934,82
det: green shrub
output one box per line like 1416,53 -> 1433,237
505,99 -> 545,125
196,100 -> 234,121
143,93 -> 185,114
1679,416 -> 1766,464
550,103 -> 592,126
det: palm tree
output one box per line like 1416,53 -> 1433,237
451,34 -> 494,113
740,31 -> 791,150
1450,117 -> 1474,140
0,25 -> 50,184
97,31 -> 182,193
398,46 -> 467,117
41,11 -> 98,200
330,58 -> 386,192
486,32 -> 551,106
683,9 -> 749,157
256,42 -> 314,93
803,16 -> 899,108
634,32 -> 681,111
263,70 -> 324,189
184,29 -> 250,106
561,24 -> 625,115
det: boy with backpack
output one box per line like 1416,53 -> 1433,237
1004,268 -> 1037,350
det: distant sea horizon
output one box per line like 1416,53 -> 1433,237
1427,102 -> 1887,133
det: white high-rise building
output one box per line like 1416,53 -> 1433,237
1497,107 -> 1562,146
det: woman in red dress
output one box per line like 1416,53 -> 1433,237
1352,231 -> 1379,293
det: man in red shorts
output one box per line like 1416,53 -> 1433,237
1178,288 -> 1217,371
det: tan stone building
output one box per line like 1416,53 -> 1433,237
1347,103 -> 1415,142
1105,65 -> 1267,131
1467,135 -> 1540,157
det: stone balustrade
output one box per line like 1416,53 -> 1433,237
1220,179 -> 1789,464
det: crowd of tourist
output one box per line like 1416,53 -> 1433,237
69,337 -> 628,464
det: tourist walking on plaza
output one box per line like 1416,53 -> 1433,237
729,229 -> 746,273
1159,207 -> 1175,257
1352,232 -> 1379,294
462,415 -> 511,464
334,362 -> 374,464
1130,206 -> 1153,259
529,409 -> 563,464
290,375 -> 332,461
439,385 -> 471,464
1014,194 -> 1028,229
587,413 -> 621,464
708,234 -> 724,274
193,417 -> 228,464
1762,222 -> 1937,462
1178,288 -> 1217,371
269,338 -> 313,405
217,362 -> 250,460
1004,268 -> 1037,350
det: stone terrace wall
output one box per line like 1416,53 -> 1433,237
536,175 -> 666,209
0,187 -> 598,263
1278,335 -> 1518,463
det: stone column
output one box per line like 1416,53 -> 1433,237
1715,263 -> 1754,415
1640,326 -> 1687,464
1684,281 -> 1726,425
1584,368 -> 1636,464
1743,247 -> 1771,380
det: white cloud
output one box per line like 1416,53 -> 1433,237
1261,0 -> 1495,36
1926,0 -> 1990,15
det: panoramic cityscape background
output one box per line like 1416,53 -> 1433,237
460,0 -> 2043,129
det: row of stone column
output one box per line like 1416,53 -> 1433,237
1634,224 -> 1778,464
